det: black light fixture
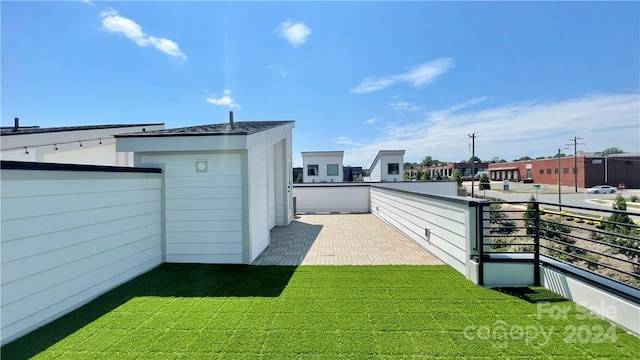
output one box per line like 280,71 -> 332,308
24,147 -> 29,154
99,138 -> 102,144
54,144 -> 59,150
79,140 -> 83,147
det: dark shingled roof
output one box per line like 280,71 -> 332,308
1,123 -> 164,136
115,121 -> 294,137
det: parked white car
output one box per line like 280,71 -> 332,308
585,185 -> 616,194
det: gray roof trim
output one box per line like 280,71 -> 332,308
115,121 -> 295,137
1,123 -> 164,136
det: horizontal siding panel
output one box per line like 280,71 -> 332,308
166,220 -> 242,232
2,235 -> 161,306
165,187 -> 242,200
166,242 -> 242,255
370,188 -> 469,274
2,248 -> 160,329
163,164 -> 241,177
167,254 -> 243,264
1,188 -> 160,220
164,176 -> 241,188
166,198 -> 241,211
0,178 -> 161,198
2,221 -> 160,280
2,201 -> 161,242
1,218 -> 161,264
142,153 -> 240,165
165,231 -> 242,244
164,209 -> 241,221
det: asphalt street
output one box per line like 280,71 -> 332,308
463,181 -> 640,220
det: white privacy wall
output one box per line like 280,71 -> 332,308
0,167 -> 163,345
370,187 -> 469,274
293,184 -> 371,213
248,145 -> 270,263
140,152 -> 244,264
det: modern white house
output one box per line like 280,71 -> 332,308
0,118 -> 164,166
115,115 -> 295,264
369,150 -> 405,182
301,151 -> 344,183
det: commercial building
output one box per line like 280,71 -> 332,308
488,153 -> 640,188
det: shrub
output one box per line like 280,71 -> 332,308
479,174 -> 491,190
583,254 -> 601,270
630,195 -> 639,203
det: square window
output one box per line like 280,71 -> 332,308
539,169 -> 544,174
563,168 -> 569,174
307,165 -> 318,176
546,169 -> 551,174
327,164 -> 339,176
554,168 -> 559,174
388,163 -> 400,175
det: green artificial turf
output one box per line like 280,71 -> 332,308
2,264 -> 639,359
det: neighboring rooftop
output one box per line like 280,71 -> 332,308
369,150 -> 406,169
1,123 -> 164,136
115,121 -> 295,137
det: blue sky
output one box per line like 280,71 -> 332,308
2,1 -> 639,167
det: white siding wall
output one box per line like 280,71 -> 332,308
380,154 -> 404,182
267,143 -> 276,229
302,154 -> 344,183
374,181 -> 457,196
140,152 -> 244,264
0,168 -> 162,345
293,184 -> 370,213
369,160 -> 382,182
248,146 -> 270,262
274,140 -> 286,226
370,187 -> 469,274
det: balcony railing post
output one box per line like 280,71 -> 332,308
533,202 -> 541,286
477,203 -> 484,286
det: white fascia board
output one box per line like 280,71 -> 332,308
116,135 -> 248,153
246,122 -> 295,149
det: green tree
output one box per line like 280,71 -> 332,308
468,156 -> 482,163
491,156 -> 507,163
452,169 -> 463,189
435,172 -> 443,181
479,173 -> 491,190
600,147 -> 624,155
513,156 -> 532,162
523,195 -> 537,235
423,171 -> 431,180
604,195 -> 639,273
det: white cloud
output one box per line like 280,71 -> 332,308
275,20 -> 311,47
388,100 -> 423,113
101,9 -> 186,59
351,58 -> 454,94
365,118 -> 377,125
206,89 -> 240,109
339,93 -> 640,166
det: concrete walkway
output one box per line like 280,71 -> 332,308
252,214 -> 443,266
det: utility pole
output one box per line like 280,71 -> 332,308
469,133 -> 476,198
567,137 -> 585,192
558,148 -> 562,211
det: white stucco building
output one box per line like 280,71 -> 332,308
301,151 -> 344,183
0,118 -> 164,166
369,150 -> 405,182
116,117 -> 295,264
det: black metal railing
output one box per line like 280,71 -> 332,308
477,200 -> 640,291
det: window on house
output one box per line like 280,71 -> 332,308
307,165 -> 318,176
563,168 -> 569,174
572,168 -> 578,174
327,164 -> 339,176
539,169 -> 544,174
388,163 -> 400,175
554,168 -> 559,174
546,169 -> 551,174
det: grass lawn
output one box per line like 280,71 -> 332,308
2,264 -> 639,359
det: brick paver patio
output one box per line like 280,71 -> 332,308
252,214 -> 443,265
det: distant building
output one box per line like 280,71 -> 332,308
369,150 -> 405,182
417,162 -> 489,180
302,151 -> 344,183
487,153 -> 640,188
1,118 -> 164,166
